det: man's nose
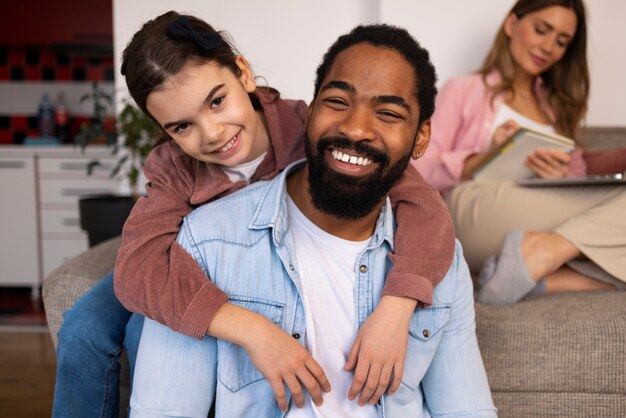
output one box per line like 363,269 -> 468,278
337,106 -> 376,142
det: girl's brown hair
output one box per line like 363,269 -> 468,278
479,0 -> 589,140
121,11 -> 242,119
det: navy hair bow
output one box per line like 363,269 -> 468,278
168,17 -> 222,51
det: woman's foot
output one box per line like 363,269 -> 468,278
476,229 -> 613,304
476,230 -> 539,305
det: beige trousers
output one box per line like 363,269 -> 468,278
445,180 -> 626,282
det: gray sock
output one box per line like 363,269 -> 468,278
475,230 -> 538,305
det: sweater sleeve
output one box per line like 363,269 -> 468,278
383,165 -> 456,305
417,77 -> 479,193
114,143 -> 229,339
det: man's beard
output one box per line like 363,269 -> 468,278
305,135 -> 412,220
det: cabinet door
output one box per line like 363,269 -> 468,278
0,157 -> 40,286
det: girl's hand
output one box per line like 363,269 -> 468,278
525,148 -> 571,178
491,119 -> 520,148
208,303 -> 330,412
242,316 -> 331,411
345,295 -> 416,406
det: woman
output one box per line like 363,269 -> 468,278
415,0 -> 626,304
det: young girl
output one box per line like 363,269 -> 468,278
53,11 -> 456,416
416,0 -> 626,304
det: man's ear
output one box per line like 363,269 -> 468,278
503,13 -> 518,38
412,119 -> 431,160
235,55 -> 257,93
304,98 -> 316,129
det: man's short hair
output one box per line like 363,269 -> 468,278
313,24 -> 437,126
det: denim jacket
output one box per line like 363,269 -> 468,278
130,161 -> 496,418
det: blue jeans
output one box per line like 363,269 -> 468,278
52,272 -> 144,418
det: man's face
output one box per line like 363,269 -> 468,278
305,43 -> 430,219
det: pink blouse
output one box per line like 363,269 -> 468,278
413,71 -> 586,193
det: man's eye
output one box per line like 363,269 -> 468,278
378,111 -> 401,120
324,98 -> 347,107
174,122 -> 191,134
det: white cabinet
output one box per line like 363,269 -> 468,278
37,148 -> 118,279
0,146 -> 120,288
0,155 -> 39,286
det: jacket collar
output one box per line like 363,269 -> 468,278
249,160 -> 395,250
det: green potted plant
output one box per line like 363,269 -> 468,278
76,83 -> 160,246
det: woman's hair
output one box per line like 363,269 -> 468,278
121,11 -> 242,119
479,0 -> 589,140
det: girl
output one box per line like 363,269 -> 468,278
415,0 -> 626,304
53,11 -> 456,416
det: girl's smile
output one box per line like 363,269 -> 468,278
146,57 -> 270,167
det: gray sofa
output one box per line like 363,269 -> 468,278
43,236 -> 626,417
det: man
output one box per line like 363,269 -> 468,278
130,24 -> 496,417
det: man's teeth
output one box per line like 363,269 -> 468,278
218,136 -> 237,153
332,150 -> 372,166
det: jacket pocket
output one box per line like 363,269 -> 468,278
401,305 -> 451,390
216,295 -> 285,393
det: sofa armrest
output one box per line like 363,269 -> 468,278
42,236 -> 122,348
476,290 -> 626,417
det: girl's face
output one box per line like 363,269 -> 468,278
504,5 -> 577,77
147,56 -> 268,167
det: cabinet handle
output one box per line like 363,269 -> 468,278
60,162 -> 114,171
62,188 -> 113,197
60,162 -> 90,171
62,218 -> 80,227
0,161 -> 25,169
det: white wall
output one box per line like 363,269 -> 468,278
113,0 -> 378,105
114,0 -> 626,126
381,0 -> 626,126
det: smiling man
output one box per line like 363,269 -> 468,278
130,24 -> 496,418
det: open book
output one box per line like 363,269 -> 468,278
472,127 -> 575,181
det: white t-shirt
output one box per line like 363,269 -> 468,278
490,103 -> 554,146
221,152 -> 267,183
285,196 -> 377,418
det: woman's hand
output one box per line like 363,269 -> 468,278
462,119 -> 521,179
491,119 -> 520,148
345,295 -> 416,406
525,148 -> 571,178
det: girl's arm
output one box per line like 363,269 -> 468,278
345,164 -> 456,404
115,142 -> 330,409
114,142 -> 235,338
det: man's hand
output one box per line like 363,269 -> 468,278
208,303 -> 331,411
525,148 -> 571,178
345,295 -> 416,406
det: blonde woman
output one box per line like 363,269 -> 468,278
415,0 -> 626,304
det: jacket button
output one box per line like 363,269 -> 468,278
292,333 -> 301,339
289,264 -> 295,271
359,265 -> 368,273
422,329 -> 431,338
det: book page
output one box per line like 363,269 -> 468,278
473,128 -> 575,182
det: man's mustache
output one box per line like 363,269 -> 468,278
316,136 -> 389,166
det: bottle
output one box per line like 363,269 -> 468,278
54,92 -> 69,142
38,93 -> 54,138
